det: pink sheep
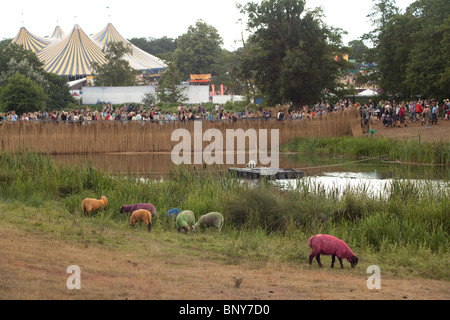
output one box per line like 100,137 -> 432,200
308,234 -> 358,269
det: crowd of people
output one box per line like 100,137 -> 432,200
1,98 -> 449,127
358,98 -> 450,129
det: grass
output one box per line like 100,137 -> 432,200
282,136 -> 450,165
0,151 -> 448,280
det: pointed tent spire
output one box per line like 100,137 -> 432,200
38,24 -> 107,76
50,26 -> 66,40
92,23 -> 167,75
11,27 -> 52,54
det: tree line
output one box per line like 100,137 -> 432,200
1,0 -> 448,115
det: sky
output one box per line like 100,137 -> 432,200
1,0 -> 417,51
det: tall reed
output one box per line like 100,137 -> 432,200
283,136 -> 450,165
0,108 -> 361,154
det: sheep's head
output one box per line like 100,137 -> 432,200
182,225 -> 191,233
120,206 -> 124,213
349,256 -> 359,268
147,222 -> 152,232
192,225 -> 198,233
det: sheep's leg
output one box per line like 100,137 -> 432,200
338,258 -> 344,269
331,255 -> 336,268
309,254 -> 315,266
316,254 -> 323,268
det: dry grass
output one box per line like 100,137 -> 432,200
0,108 -> 362,154
1,226 -> 448,300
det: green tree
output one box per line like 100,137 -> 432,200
404,0 -> 450,99
91,42 -> 139,86
129,36 -> 177,59
0,72 -> 46,114
347,40 -> 369,62
0,44 -> 74,109
44,73 -> 75,110
0,43 -> 43,74
437,16 -> 450,93
238,0 -> 350,108
360,0 -> 450,100
156,62 -> 187,103
173,20 -> 224,79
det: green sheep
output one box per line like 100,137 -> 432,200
176,210 -> 196,233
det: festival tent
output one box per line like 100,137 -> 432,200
92,23 -> 167,76
358,89 -> 379,97
37,24 -> 107,77
50,26 -> 66,40
11,27 -> 52,54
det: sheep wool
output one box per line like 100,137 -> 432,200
308,234 -> 358,269
129,209 -> 152,232
176,210 -> 196,233
166,208 -> 181,218
120,203 -> 156,218
81,196 -> 107,217
193,212 -> 224,232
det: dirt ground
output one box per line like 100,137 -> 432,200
365,117 -> 450,143
0,227 -> 449,301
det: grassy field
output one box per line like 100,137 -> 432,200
0,151 -> 448,286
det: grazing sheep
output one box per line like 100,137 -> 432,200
308,234 -> 358,269
81,196 -> 107,217
192,212 -> 224,232
166,208 -> 180,218
129,209 -> 152,232
246,160 -> 257,168
120,203 -> 156,218
176,210 -> 196,233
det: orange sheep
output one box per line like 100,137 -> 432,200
129,209 -> 152,232
81,196 -> 108,217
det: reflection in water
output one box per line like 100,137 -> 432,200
273,174 -> 449,199
51,152 -> 449,181
51,152 -> 449,198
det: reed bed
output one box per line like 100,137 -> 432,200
283,136 -> 450,165
0,108 -> 361,154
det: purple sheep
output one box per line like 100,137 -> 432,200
308,234 -> 358,269
120,203 -> 156,218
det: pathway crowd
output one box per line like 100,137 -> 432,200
359,98 -> 450,129
1,98 -> 449,127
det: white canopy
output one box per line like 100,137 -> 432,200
358,89 -> 379,96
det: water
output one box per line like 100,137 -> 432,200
51,152 -> 449,197
273,172 -> 449,199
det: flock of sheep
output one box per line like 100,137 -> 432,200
81,195 -> 358,269
81,196 -> 224,234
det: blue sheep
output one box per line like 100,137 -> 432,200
166,208 -> 181,218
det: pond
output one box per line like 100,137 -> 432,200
51,152 -> 449,181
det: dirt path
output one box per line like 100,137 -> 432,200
1,227 -> 448,300
366,118 -> 450,143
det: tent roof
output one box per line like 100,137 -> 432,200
92,23 -> 167,74
38,25 -> 107,76
358,89 -> 379,96
11,27 -> 52,54
50,26 -> 66,40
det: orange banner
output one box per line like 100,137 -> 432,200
190,74 -> 211,81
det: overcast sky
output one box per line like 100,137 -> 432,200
1,0 -> 416,50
